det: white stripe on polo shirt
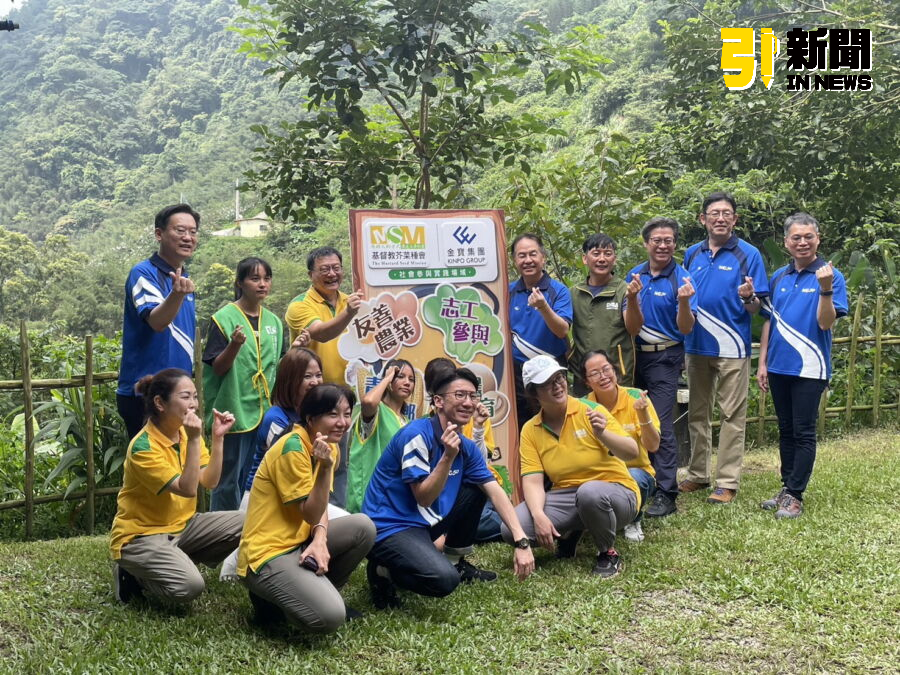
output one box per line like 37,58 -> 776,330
769,307 -> 827,379
416,504 -> 442,526
168,322 -> 194,361
638,325 -> 672,344
401,435 -> 430,474
132,276 -> 164,308
512,332 -> 552,360
697,308 -> 745,358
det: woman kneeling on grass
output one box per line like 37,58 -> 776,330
237,384 -> 376,632
583,350 -> 661,543
110,368 -> 244,605
500,355 -> 640,578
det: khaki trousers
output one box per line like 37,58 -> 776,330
685,354 -> 750,490
118,510 -> 244,603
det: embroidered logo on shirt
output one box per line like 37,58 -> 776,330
575,429 -> 587,438
654,291 -> 667,297
718,265 -> 733,271
802,287 -> 816,293
606,302 -> 619,310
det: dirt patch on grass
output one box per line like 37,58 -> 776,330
0,619 -> 33,656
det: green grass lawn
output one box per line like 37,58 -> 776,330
1,429 -> 898,673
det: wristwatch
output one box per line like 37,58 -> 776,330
741,294 -> 756,304
513,537 -> 531,550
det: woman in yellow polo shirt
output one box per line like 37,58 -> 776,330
583,350 -> 661,544
500,354 -> 640,578
110,368 -> 244,605
237,383 -> 375,632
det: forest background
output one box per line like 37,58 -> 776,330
0,0 -> 896,533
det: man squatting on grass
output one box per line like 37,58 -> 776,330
362,367 -> 535,609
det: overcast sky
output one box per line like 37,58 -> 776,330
1,1 -> 23,18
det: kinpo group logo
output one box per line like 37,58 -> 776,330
721,27 -> 873,92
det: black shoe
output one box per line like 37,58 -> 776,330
645,492 -> 677,518
248,590 -> 284,626
112,563 -> 142,604
455,558 -> 497,583
344,604 -> 364,621
555,530 -> 582,559
591,549 -> 622,578
367,561 -> 401,609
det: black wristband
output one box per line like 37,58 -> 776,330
820,290 -> 834,297
741,294 -> 756,304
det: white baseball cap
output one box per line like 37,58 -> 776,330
522,355 -> 567,388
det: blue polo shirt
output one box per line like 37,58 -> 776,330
117,253 -> 196,396
508,272 -> 573,363
245,405 -> 299,493
683,235 -> 768,359
625,260 -> 698,345
362,416 -> 495,543
760,257 -> 848,380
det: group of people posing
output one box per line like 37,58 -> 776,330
109,191 -> 848,636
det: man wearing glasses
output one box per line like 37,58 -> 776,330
622,217 -> 696,517
362,366 -> 534,609
285,246 -> 364,505
117,204 -> 201,439
679,193 -> 768,505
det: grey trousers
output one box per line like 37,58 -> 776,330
117,510 -> 244,603
242,513 -> 375,633
500,481 -> 637,553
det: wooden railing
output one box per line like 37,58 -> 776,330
1,294 -> 897,539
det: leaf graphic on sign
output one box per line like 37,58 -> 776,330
421,284 -> 503,361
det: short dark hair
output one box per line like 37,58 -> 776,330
424,357 -> 456,395
433,367 -> 479,397
154,204 -> 200,232
701,191 -> 737,214
641,217 -> 679,242
510,233 -> 545,256
306,246 -> 343,272
271,348 -> 322,412
582,232 -> 616,253
234,257 -> 273,299
783,212 -> 819,236
135,368 -> 192,426
299,383 -> 356,428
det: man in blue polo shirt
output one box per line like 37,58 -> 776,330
623,217 -> 696,517
116,204 -> 200,439
508,233 -> 572,429
679,192 -> 768,505
362,367 -> 534,609
757,212 -> 848,519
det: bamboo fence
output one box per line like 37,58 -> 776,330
1,293 -> 898,539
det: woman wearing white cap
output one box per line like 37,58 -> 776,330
500,354 -> 640,578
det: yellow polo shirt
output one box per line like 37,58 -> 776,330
285,286 -> 349,384
237,425 -> 339,576
519,396 -> 639,505
109,423 -> 210,559
588,387 -> 659,476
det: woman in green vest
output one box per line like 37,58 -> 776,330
345,359 -> 416,512
203,257 -> 284,511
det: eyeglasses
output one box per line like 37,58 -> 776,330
787,234 -> 817,243
538,373 -> 567,388
314,264 -> 343,274
171,227 -> 198,237
585,365 -> 616,379
439,390 -> 480,402
648,237 -> 675,246
705,210 -> 735,219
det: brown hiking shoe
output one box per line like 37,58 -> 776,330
678,479 -> 710,493
775,494 -> 803,519
761,487 -> 788,511
707,487 -> 737,504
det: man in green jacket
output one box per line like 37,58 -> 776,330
569,233 -> 635,394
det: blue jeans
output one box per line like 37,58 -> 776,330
210,431 -> 257,511
628,468 -> 657,523
368,483 -> 486,598
475,502 -> 502,543
767,373 -> 828,500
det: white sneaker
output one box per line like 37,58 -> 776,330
219,548 -> 239,582
624,521 -> 644,543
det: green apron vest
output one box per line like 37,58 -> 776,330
346,401 -> 408,513
203,303 -> 283,433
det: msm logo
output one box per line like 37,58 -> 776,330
369,225 -> 426,249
